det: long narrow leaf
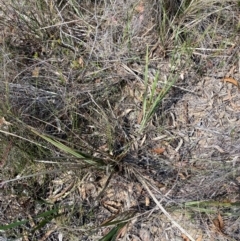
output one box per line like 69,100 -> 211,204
0,207 -> 60,231
0,220 -> 28,230
30,128 -> 105,166
148,71 -> 159,105
99,222 -> 127,241
142,45 -> 149,118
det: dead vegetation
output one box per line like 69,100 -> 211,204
0,0 -> 240,240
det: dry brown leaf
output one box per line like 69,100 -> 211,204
78,185 -> 86,200
136,183 -> 143,193
102,200 -> 122,214
181,234 -> 190,241
32,67 -> 40,77
116,224 -> 128,239
222,77 -> 239,88
179,172 -> 187,180
118,109 -> 133,118
212,213 -> 224,232
212,145 -> 225,153
145,196 -> 150,206
78,57 -> 84,68
218,213 -> 224,230
212,218 -> 220,231
98,144 -> 109,152
129,88 -> 134,97
0,117 -> 5,127
137,110 -> 143,124
135,1 -> 144,13
174,160 -> 189,167
236,176 -> 240,183
0,117 -> 12,127
151,147 -> 165,154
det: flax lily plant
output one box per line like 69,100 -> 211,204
139,46 -> 177,132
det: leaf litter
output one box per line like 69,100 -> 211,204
0,1 -> 240,241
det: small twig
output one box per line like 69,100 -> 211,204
38,20 -> 80,30
134,169 -> 195,241
0,169 -> 60,187
39,226 -> 57,241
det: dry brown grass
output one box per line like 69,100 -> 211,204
0,0 -> 240,240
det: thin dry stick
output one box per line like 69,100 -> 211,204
0,129 -> 47,149
135,171 -> 195,241
0,169 -> 60,187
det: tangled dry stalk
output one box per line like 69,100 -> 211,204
0,0 -> 240,240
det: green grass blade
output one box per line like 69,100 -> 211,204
0,207 -> 60,231
140,74 -> 176,131
99,222 -> 127,241
0,220 -> 28,230
30,128 -> 105,166
142,45 -> 149,118
148,71 -> 159,105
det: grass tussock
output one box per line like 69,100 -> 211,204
0,0 -> 240,240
